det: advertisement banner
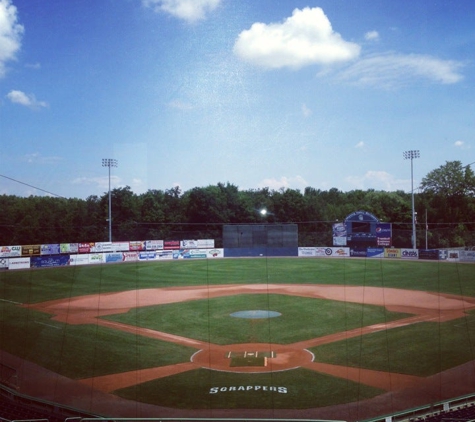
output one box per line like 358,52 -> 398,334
60,243 -> 78,254
69,254 -> 90,266
384,248 -> 401,259
0,245 -> 21,258
91,242 -> 113,252
157,250 -> 174,260
21,245 -> 41,256
31,255 -> 70,268
78,243 -> 92,253
172,249 -> 206,259
41,244 -> 61,255
439,250 -> 448,260
350,248 -> 367,257
207,248 -> 223,258
0,258 -> 8,269
376,223 -> 392,247
112,242 -> 130,252
88,254 -> 104,264
367,247 -> 384,258
332,223 -> 347,246
9,257 -> 30,270
418,249 -> 439,260
401,249 -> 419,259
145,240 -> 164,250
447,250 -> 460,262
105,253 -> 124,263
129,241 -> 145,251
324,247 -> 350,257
123,252 -> 138,262
460,250 -> 475,263
164,240 -> 180,250
180,239 -> 215,249
138,251 -> 158,261
298,247 -> 319,257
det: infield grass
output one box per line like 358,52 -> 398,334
0,257 -> 474,410
103,293 -> 411,344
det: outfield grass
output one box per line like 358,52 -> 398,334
0,257 -> 474,410
1,258 -> 474,304
310,310 -> 475,377
103,293 -> 411,345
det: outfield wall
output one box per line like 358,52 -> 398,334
1,245 -> 474,270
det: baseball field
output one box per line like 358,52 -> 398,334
1,257 -> 475,420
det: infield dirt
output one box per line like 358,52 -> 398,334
14,284 -> 475,421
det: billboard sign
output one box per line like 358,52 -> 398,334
78,243 -> 92,253
376,223 -> 392,246
105,253 -> 124,263
9,257 -> 30,270
31,255 -> 70,268
324,247 -> 350,257
460,250 -> 475,262
129,241 -> 145,251
0,246 -> 21,258
60,243 -> 78,254
367,247 -> 384,258
350,248 -> 367,257
384,248 -> 401,259
164,240 -> 180,250
332,223 -> 347,246
419,249 -> 439,260
69,254 -> 89,266
146,240 -> 164,250
401,249 -> 419,259
41,244 -> 61,255
21,245 -> 41,256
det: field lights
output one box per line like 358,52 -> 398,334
102,158 -> 118,242
403,150 -> 420,249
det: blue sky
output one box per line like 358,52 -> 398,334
0,0 -> 473,199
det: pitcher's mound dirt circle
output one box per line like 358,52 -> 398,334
192,343 -> 313,373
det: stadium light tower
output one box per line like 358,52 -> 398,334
102,158 -> 118,242
403,150 -> 420,249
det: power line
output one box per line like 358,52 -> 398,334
0,174 -> 66,199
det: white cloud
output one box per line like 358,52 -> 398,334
0,0 -> 23,77
233,7 -> 360,69
364,30 -> 379,41
257,175 -> 308,191
454,140 -> 470,150
346,170 -> 409,191
338,52 -> 463,88
355,141 -> 365,148
23,152 -> 61,164
142,0 -> 221,23
6,90 -> 48,109
71,175 -> 121,190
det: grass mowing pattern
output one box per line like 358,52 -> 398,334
1,258 -> 475,304
0,258 -> 474,410
102,294 -> 412,345
310,310 -> 475,377
0,302 -> 197,379
114,367 -> 383,409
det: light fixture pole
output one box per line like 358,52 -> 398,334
102,158 -> 118,242
403,150 -> 420,249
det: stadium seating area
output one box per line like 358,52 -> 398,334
1,379 -> 475,422
0,386 -> 96,422
410,403 -> 475,422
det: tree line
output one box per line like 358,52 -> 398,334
0,161 -> 474,249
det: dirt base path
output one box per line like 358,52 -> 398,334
18,284 -> 475,420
